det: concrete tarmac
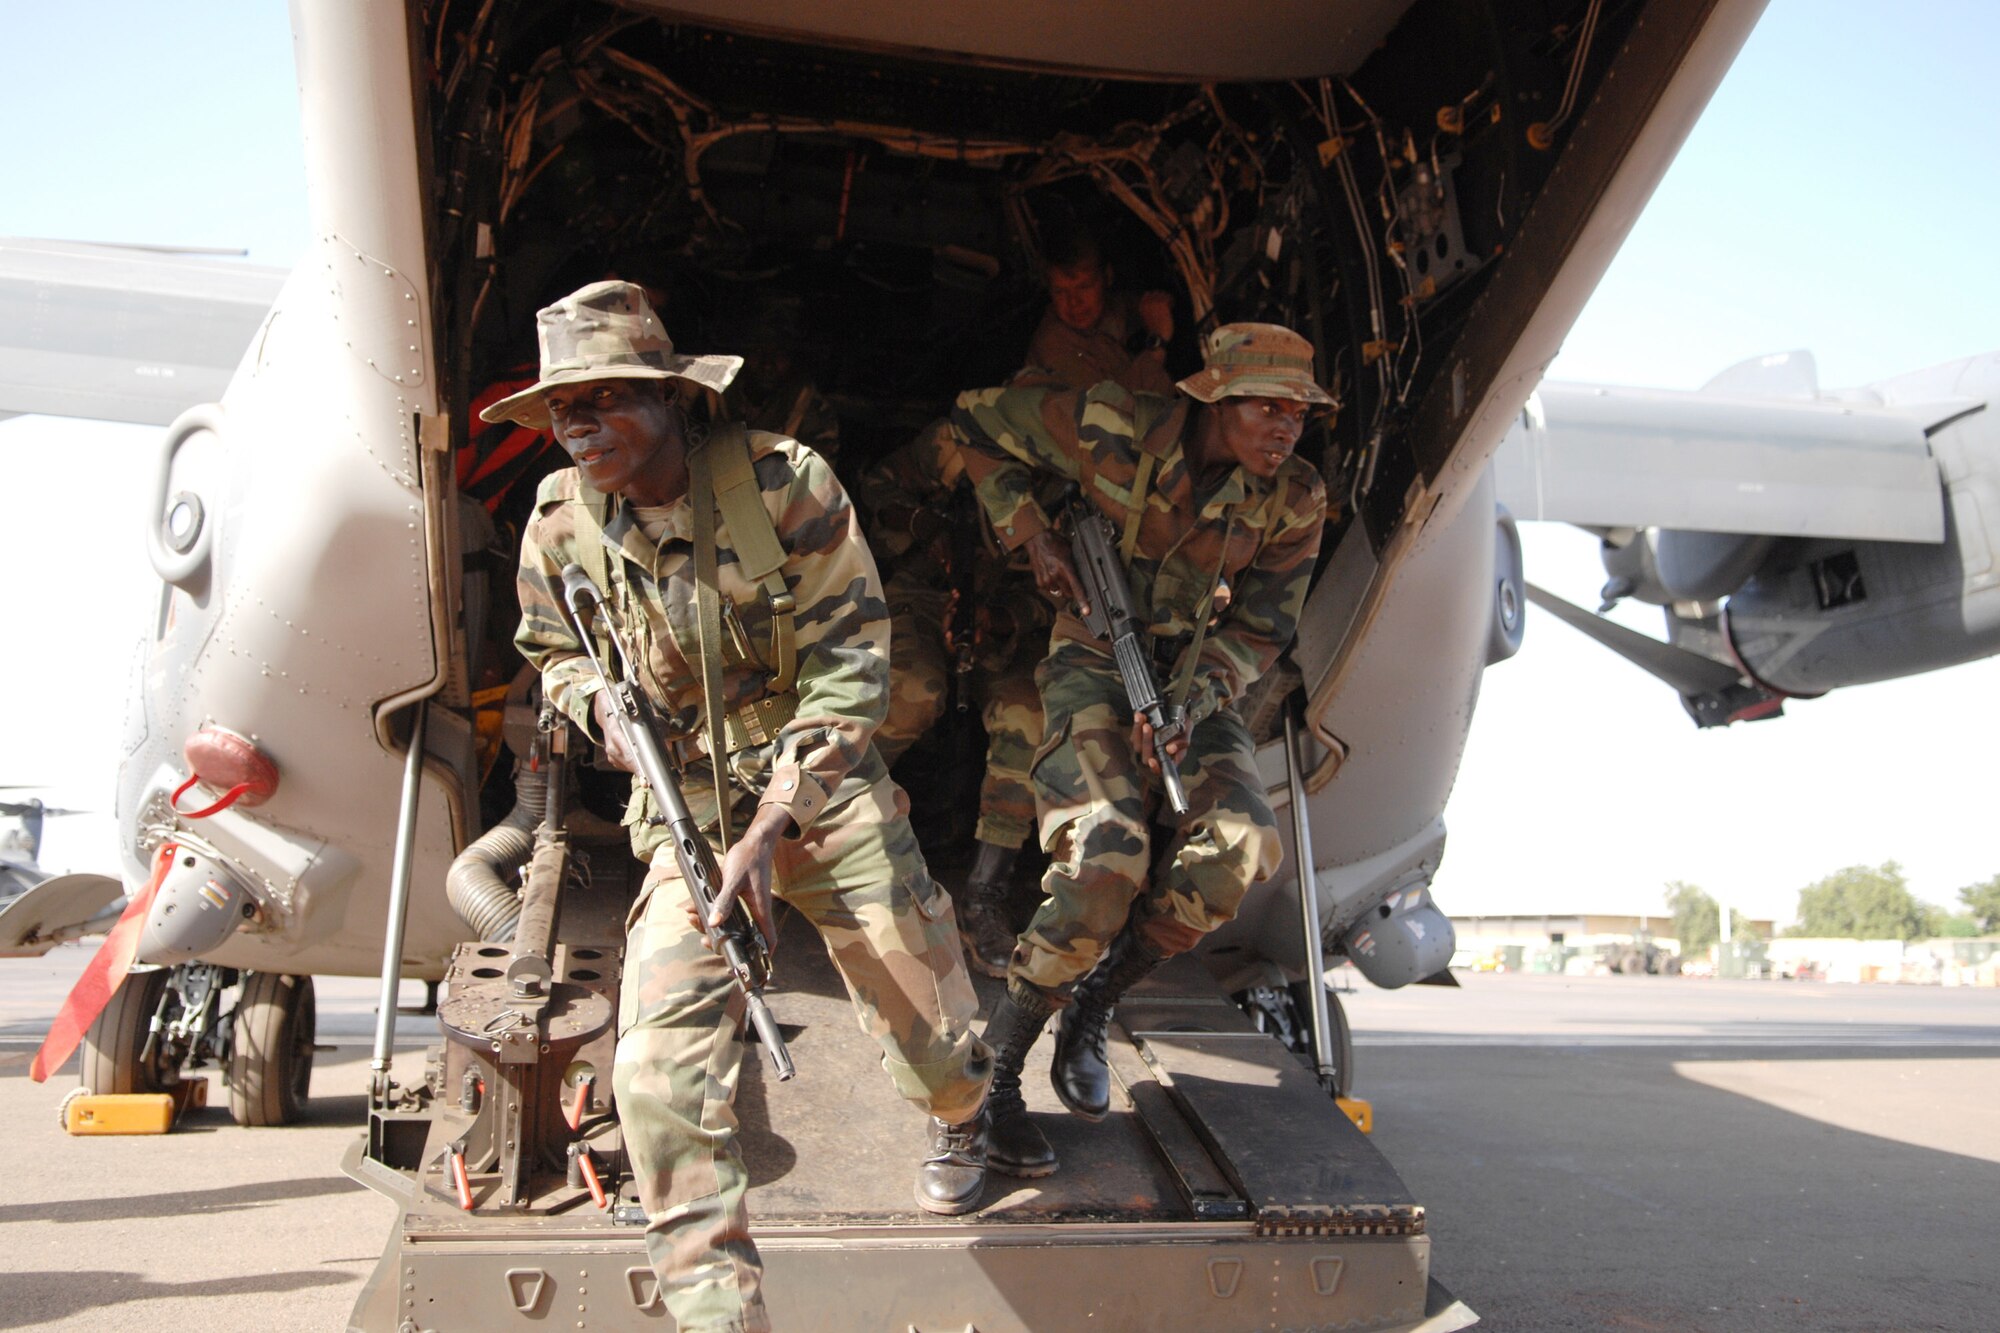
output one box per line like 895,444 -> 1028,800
1343,971 -> 2000,1332
3,948 -> 1996,1331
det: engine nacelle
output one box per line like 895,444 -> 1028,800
1601,527 -> 1777,608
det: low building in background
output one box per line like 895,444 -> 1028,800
1449,910 -> 1775,977
1446,912 -> 2000,984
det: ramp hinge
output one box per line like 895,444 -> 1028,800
1256,1202 -> 1427,1237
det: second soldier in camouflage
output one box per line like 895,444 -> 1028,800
950,322 -> 1331,1178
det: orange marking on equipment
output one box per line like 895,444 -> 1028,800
578,1151 -> 608,1209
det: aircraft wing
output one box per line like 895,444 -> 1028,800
0,238 -> 285,425
1493,378 -> 1948,544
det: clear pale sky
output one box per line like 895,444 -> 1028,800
3,1 -> 1995,926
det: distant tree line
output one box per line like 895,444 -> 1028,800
1663,863 -> 1995,945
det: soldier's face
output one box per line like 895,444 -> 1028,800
1212,396 -> 1311,479
546,377 -> 676,497
1048,261 -> 1109,333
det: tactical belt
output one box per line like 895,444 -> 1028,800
666,692 -> 800,768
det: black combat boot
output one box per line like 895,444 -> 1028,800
955,840 -> 1019,979
915,1113 -> 989,1215
1050,932 -> 1164,1121
981,984 -> 1058,1177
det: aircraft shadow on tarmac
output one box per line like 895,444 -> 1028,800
1368,1042 -> 2000,1332
0,1174 -> 360,1229
0,1267 -> 352,1330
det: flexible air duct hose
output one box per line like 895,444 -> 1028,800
445,763 -> 546,942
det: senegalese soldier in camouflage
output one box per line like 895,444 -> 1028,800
854,418 -> 1055,976
949,323 -> 1331,1177
500,282 -> 994,1333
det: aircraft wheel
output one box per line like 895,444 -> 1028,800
1285,979 -> 1355,1100
78,966 -> 181,1094
228,972 -> 316,1126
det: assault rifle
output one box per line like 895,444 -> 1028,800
558,563 -> 796,1082
1062,490 -> 1191,814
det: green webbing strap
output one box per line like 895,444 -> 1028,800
706,425 -> 797,694
574,480 -> 613,627
1119,450 -> 1157,564
688,429 -> 736,851
1167,512 -> 1233,716
570,480 -> 620,734
1116,396 -> 1176,563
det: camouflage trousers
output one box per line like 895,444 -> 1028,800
613,777 -> 992,1333
1012,640 -> 1283,1002
874,572 -> 1043,850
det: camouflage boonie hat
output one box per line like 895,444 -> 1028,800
479,280 -> 744,429
1176,322 -> 1335,408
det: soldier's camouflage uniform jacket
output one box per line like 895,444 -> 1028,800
516,432 -> 990,1333
950,383 -> 1326,999
854,419 -> 1053,850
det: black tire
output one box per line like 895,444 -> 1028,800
228,972 -> 315,1126
78,966 -> 181,1094
1287,979 -> 1355,1100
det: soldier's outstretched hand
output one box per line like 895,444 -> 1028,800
1024,530 -> 1091,618
704,804 -> 789,950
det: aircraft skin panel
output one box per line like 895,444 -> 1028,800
1492,381 -> 1947,543
113,0 -> 464,979
0,238 -> 284,426
1310,468 -> 1499,864
626,0 -> 1410,81
1203,470 -> 1501,987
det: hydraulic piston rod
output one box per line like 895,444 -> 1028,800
1284,695 -> 1340,1093
369,700 -> 429,1103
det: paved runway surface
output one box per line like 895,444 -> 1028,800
3,947 -> 1995,1331
1342,972 -> 2000,1332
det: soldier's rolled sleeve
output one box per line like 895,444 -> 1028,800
950,386 -> 1086,552
758,448 -> 891,836
1194,466 -> 1326,712
758,764 -> 830,830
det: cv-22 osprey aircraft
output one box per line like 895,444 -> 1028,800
1496,348 -> 2000,725
0,0 -> 1822,1327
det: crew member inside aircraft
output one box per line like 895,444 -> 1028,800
1022,224 -> 1179,398
854,417 -> 1056,977
950,323 -> 1330,1179
502,281 -> 994,1332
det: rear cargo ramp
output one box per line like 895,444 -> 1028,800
352,909 -> 1471,1331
